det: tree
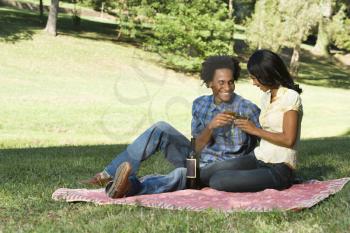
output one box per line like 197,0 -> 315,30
39,0 -> 44,23
328,4 -> 350,51
279,0 -> 321,77
228,0 -> 233,18
312,0 -> 333,56
232,0 -> 256,23
312,0 -> 350,56
45,0 -> 59,36
147,0 -> 234,72
245,0 -> 283,51
246,0 -> 320,77
107,0 -> 235,72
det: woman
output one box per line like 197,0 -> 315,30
201,49 -> 303,192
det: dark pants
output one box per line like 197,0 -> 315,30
200,154 -> 294,192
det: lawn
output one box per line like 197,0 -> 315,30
0,7 -> 350,232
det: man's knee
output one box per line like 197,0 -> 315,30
153,121 -> 173,131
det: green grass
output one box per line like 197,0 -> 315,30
1,139 -> 349,232
1,7 -> 350,232
298,44 -> 350,89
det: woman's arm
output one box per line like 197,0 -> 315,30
234,110 -> 299,148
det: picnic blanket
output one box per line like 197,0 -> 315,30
52,177 -> 350,212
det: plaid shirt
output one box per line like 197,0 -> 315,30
191,94 -> 261,167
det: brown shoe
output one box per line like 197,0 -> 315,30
106,162 -> 132,199
79,172 -> 112,187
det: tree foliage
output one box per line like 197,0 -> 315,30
279,0 -> 320,76
278,0 -> 320,47
245,0 -> 321,77
246,0 -> 320,51
233,0 -> 256,23
88,0 -> 234,72
145,0 -> 234,72
245,0 -> 283,51
328,4 -> 350,51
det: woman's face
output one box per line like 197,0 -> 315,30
250,74 -> 270,92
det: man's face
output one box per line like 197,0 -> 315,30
209,68 -> 235,104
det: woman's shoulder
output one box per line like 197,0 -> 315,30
286,88 -> 301,97
284,88 -> 302,101
282,88 -> 302,111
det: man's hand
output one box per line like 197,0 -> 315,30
233,119 -> 258,136
208,113 -> 234,130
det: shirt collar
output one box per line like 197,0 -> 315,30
209,93 -> 236,112
266,86 -> 288,102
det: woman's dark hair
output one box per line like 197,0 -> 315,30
247,49 -> 302,94
201,55 -> 241,87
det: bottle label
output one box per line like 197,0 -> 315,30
186,158 -> 196,178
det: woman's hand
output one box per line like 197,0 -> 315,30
208,113 -> 234,130
235,110 -> 299,148
234,119 -> 259,136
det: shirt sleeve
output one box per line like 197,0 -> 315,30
283,90 -> 302,112
238,99 -> 261,129
248,103 -> 261,129
191,99 -> 204,137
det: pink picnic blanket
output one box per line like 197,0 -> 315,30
52,177 -> 349,212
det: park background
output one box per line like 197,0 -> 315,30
0,0 -> 350,232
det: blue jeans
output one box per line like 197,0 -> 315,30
104,121 -> 191,196
200,154 -> 295,192
104,122 -> 293,195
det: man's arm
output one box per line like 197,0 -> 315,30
194,125 -> 213,153
195,113 -> 234,153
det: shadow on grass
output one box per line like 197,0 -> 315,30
0,6 -> 150,45
0,143 -> 174,188
234,40 -> 350,90
0,7 -> 39,42
0,136 -> 349,187
58,16 -> 152,47
297,136 -> 350,180
0,144 -> 126,186
297,50 -> 350,90
0,137 -> 349,229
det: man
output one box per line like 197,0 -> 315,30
81,56 -> 260,198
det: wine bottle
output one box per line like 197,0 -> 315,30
186,138 -> 200,189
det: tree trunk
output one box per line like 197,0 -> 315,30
312,19 -> 330,56
312,0 -> 332,56
257,0 -> 265,49
228,0 -> 233,18
39,0 -> 44,23
100,2 -> 104,18
228,0 -> 234,54
290,44 -> 300,79
45,0 -> 59,36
